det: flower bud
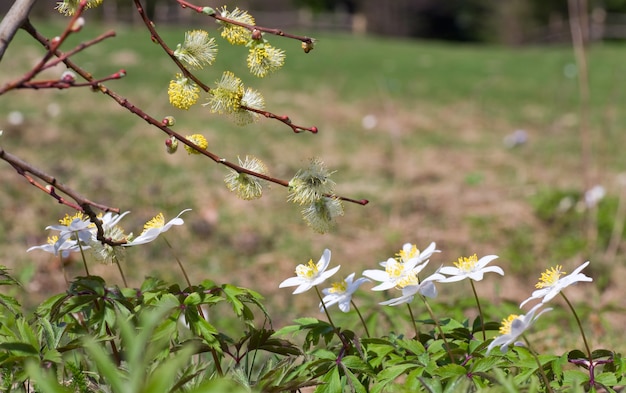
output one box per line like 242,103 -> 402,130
165,136 -> 178,154
251,29 -> 262,41
60,71 -> 76,83
302,40 -> 314,53
162,116 -> 176,126
71,17 -> 85,32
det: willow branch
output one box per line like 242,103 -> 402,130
176,0 -> 315,46
0,146 -> 119,214
23,20 -> 368,206
132,0 -> 318,134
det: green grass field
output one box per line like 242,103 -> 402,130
2,19 -> 625,351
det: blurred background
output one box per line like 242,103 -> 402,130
2,0 -> 626,352
8,0 -> 626,44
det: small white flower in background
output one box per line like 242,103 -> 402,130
503,129 -> 528,148
379,271 -> 445,306
27,235 -> 81,258
362,242 -> 439,291
361,114 -> 378,130
125,209 -> 191,246
520,261 -> 593,308
487,303 -> 552,354
8,111 -> 24,126
46,215 -> 94,255
438,254 -> 503,283
319,273 -> 369,312
279,249 -> 339,294
584,185 -> 605,208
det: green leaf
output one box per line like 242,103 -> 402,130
373,363 -> 417,391
433,363 -> 466,379
83,338 -> 126,393
183,292 -> 202,306
341,363 -> 368,393
340,355 -> 370,372
248,328 -> 302,356
311,348 -> 337,361
0,342 -> 38,355
562,369 -> 589,387
470,356 -> 502,373
0,293 -> 21,315
42,348 -> 62,364
594,371 -> 618,386
316,366 -> 341,393
442,375 -> 474,393
143,344 -> 197,393
397,338 -> 426,355
25,361 -> 72,393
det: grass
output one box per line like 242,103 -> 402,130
2,19 -> 626,352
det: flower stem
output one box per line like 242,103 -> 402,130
470,280 -> 486,340
522,335 -> 554,393
405,303 -> 421,339
316,286 -> 350,349
351,300 -> 371,338
163,236 -> 192,289
77,241 -> 90,276
421,296 -> 454,364
560,292 -> 592,361
113,255 -> 128,287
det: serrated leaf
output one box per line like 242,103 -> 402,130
0,342 -> 38,355
433,363 -> 467,379
340,355 -> 369,372
594,371 -> 618,386
470,356 -> 502,373
341,363 -> 368,393
316,366 -> 341,393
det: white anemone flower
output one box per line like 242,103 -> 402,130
363,242 -> 439,291
487,303 -> 552,354
379,272 -> 445,306
46,217 -> 93,254
125,209 -> 191,246
319,273 -> 369,312
279,249 -> 339,294
520,261 -> 593,308
27,236 -> 81,258
438,254 -> 503,283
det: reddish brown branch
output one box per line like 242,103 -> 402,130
18,16 -> 368,207
241,105 -> 318,134
131,0 -> 210,91
0,146 -> 119,214
40,30 -> 116,71
0,2 -> 87,94
0,20 -> 116,95
176,0 -> 315,46
17,69 -> 125,90
132,0 -> 318,135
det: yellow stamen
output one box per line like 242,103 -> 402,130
535,265 -> 566,288
59,212 -> 86,226
454,254 -> 478,271
47,235 -> 59,245
396,271 -> 419,289
328,280 -> 347,294
385,259 -> 404,279
295,259 -> 318,279
143,213 -> 165,231
396,244 -> 418,262
499,314 -> 519,334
